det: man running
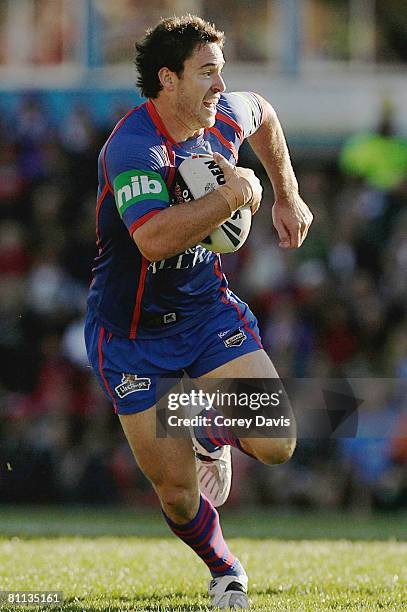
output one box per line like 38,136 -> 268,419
85,14 -> 312,609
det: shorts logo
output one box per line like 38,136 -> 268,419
115,373 -> 151,398
218,329 -> 232,339
222,328 -> 247,348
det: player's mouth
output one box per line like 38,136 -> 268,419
203,99 -> 218,112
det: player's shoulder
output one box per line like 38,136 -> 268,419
102,103 -> 165,175
106,103 -> 162,157
216,92 -> 264,139
218,92 -> 263,117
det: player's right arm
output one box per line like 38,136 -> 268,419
134,188 -> 230,262
107,135 -> 261,262
133,154 -> 261,262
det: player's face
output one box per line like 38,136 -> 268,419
175,43 -> 226,134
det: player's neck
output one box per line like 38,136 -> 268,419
150,98 -> 203,143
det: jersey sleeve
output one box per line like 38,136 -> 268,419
104,134 -> 169,235
222,92 -> 265,139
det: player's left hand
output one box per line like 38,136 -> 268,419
272,194 -> 313,249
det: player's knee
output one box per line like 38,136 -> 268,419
158,484 -> 198,522
256,437 -> 296,466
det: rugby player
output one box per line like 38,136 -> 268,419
85,14 -> 313,609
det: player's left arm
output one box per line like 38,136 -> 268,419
247,95 -> 313,249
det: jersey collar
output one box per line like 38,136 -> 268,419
146,99 -> 177,145
146,99 -> 207,149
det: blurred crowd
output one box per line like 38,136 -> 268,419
1,95 -> 407,512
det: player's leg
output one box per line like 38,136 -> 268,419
198,349 -> 296,465
190,349 -> 293,607
187,300 -> 295,492
84,311 -> 245,592
120,405 -> 199,522
119,406 -> 246,581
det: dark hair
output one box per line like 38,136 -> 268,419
135,14 -> 224,99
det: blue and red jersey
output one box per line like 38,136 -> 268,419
87,92 -> 264,339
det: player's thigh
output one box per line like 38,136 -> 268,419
199,348 -> 296,431
198,350 -> 297,460
194,350 -> 280,399
119,405 -> 198,491
199,349 -> 279,379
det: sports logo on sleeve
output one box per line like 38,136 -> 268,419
113,169 -> 169,217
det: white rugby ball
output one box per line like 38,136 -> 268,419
173,154 -> 252,254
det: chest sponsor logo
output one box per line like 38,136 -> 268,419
147,245 -> 212,273
115,373 -> 151,398
113,169 -> 168,217
222,328 -> 247,348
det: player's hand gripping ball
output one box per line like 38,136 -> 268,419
172,154 -> 252,253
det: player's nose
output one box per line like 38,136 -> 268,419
212,73 -> 226,93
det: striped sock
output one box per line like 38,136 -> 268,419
163,494 -> 244,578
194,407 -> 256,459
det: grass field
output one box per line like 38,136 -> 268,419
0,506 -> 406,611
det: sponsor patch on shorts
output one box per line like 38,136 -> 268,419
217,328 -> 232,339
115,373 -> 151,398
220,328 -> 247,348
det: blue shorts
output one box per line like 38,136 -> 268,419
85,298 -> 263,415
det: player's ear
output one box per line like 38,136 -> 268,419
158,67 -> 176,92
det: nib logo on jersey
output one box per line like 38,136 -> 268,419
218,327 -> 247,348
115,373 -> 151,398
114,169 -> 169,217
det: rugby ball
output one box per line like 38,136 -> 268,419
172,154 -> 252,253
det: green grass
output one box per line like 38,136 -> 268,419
0,506 -> 406,611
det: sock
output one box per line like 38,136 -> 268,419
163,494 -> 244,578
194,407 -> 256,459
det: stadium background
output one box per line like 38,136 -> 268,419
1,0 -> 407,516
